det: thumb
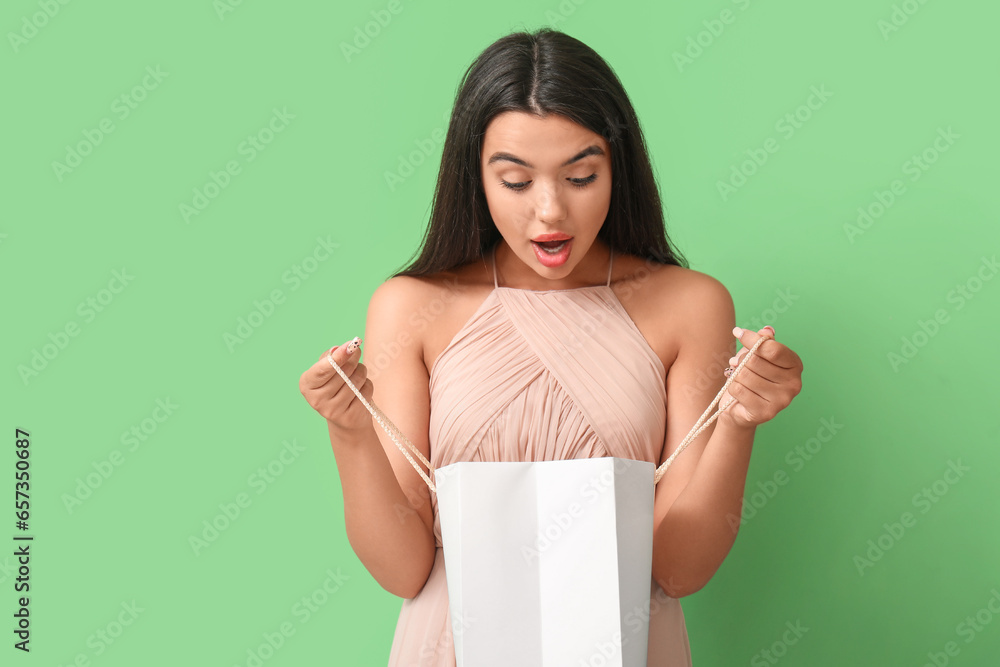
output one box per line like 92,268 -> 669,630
333,336 -> 361,362
319,337 -> 362,375
730,326 -> 775,366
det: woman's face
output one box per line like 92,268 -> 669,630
480,111 -> 612,288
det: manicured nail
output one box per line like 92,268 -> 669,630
763,326 -> 775,335
345,336 -> 362,354
733,326 -> 743,338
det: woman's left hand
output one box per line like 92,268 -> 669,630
719,325 -> 803,429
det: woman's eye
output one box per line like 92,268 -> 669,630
499,174 -> 598,192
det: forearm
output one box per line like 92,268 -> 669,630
651,415 -> 757,597
328,421 -> 435,599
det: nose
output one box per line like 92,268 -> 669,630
534,181 -> 567,224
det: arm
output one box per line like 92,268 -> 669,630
330,277 -> 437,599
650,272 -> 756,598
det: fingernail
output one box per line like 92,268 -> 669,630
763,326 -> 775,335
733,326 -> 743,338
345,336 -> 362,354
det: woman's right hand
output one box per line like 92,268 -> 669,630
299,337 -> 374,434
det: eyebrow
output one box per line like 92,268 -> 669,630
486,144 -> 605,169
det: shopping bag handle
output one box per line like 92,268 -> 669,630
652,332 -> 772,484
326,349 -> 438,493
325,331 -> 773,494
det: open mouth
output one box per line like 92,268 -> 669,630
533,239 -> 570,254
530,237 -> 573,267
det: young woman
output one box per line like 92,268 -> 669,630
300,28 -> 803,666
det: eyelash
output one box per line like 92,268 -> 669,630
499,174 -> 598,192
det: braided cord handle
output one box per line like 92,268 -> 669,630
326,331 -> 772,494
652,332 -> 772,485
326,350 -> 437,493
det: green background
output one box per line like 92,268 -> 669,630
3,0 -> 998,665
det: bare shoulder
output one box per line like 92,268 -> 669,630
368,273 -> 434,316
364,276 -> 430,380
367,259 -> 494,376
657,263 -> 734,326
611,253 -> 734,372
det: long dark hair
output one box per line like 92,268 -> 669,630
391,28 -> 688,279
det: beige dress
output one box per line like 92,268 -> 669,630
387,244 -> 693,666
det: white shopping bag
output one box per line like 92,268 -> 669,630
325,331 -> 770,666
434,457 -> 654,666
